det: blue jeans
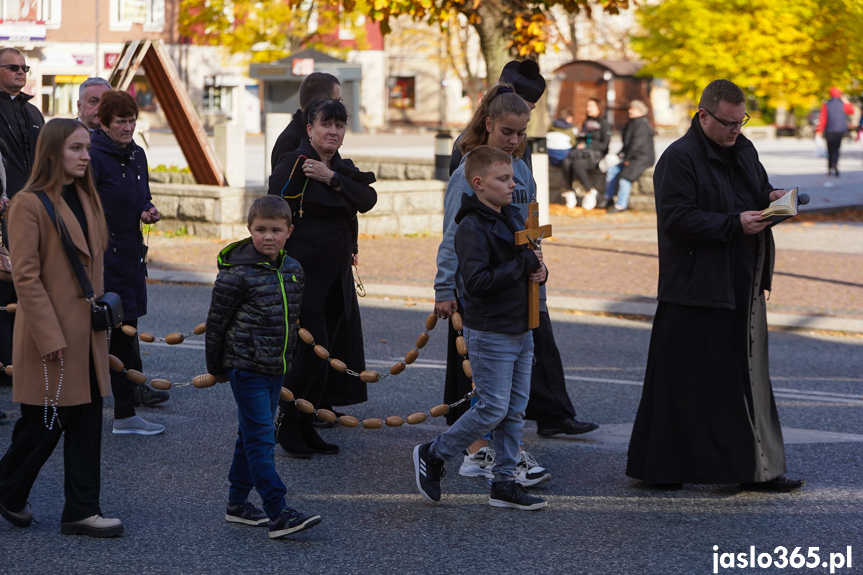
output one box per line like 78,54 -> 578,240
605,163 -> 633,209
227,369 -> 287,519
431,327 -> 533,481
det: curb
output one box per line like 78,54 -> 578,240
148,271 -> 863,336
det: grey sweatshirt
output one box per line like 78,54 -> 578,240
434,155 -> 547,310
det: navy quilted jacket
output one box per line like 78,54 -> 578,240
205,238 -> 304,376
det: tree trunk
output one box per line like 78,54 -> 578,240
472,0 -> 513,85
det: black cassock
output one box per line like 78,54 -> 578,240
626,156 -> 786,485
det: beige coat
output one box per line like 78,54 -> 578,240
8,187 -> 110,406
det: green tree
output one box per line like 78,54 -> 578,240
632,0 -> 863,110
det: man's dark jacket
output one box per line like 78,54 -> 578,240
455,193 -> 543,334
89,130 -> 155,320
618,115 -> 655,182
206,239 -> 305,376
0,90 -> 44,197
270,109 -> 304,170
654,114 -> 775,309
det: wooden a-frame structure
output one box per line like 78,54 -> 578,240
108,40 -> 226,186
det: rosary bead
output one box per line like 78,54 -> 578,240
165,333 -> 185,345
404,350 -> 419,365
298,328 -> 315,345
450,312 -> 463,331
280,388 -> 295,402
329,358 -> 347,372
121,324 -> 138,337
193,323 -> 207,335
313,345 -> 329,359
193,374 -> 216,388
138,332 -> 156,343
429,404 -> 450,418
385,416 -> 404,427
416,332 -> 429,349
390,362 -> 406,375
455,336 -> 468,355
316,408 -> 336,422
108,354 -> 125,371
338,415 -> 359,427
407,412 -> 427,424
362,418 -> 383,429
150,378 -> 172,390
296,399 -> 316,414
126,369 -> 148,385
359,370 -> 380,383
462,359 -> 472,379
425,313 -> 437,331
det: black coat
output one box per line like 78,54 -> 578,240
0,91 -> 44,197
206,239 -> 305,376
654,114 -> 775,309
627,115 -> 786,484
618,115 -> 655,182
89,131 -> 155,320
268,139 -> 377,405
270,109 -> 304,169
577,115 -> 611,156
455,193 -> 542,334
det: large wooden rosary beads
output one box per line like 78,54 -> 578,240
0,303 -> 478,430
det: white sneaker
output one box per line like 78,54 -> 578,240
459,447 -> 495,479
561,190 -> 577,209
112,415 -> 165,435
516,450 -> 551,487
582,189 -> 598,211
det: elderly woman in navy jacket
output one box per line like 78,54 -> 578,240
89,90 -> 166,436
268,99 -> 377,458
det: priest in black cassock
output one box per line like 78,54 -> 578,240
626,79 -> 804,492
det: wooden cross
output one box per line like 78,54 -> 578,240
514,201 -> 552,329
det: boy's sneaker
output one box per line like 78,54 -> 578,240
133,384 -> 170,407
268,508 -> 321,539
489,480 -> 547,510
225,501 -> 268,526
459,447 -> 494,479
413,442 -> 446,503
516,450 -> 551,487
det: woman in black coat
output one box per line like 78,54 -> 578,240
268,99 -> 377,458
89,90 -> 167,436
562,98 -> 612,210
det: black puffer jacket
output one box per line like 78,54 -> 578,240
455,193 -> 544,334
205,239 -> 305,376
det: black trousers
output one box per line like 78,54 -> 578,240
109,319 -> 140,420
563,149 -> 603,191
280,279 -> 344,423
0,281 -> 14,387
443,300 -> 577,426
825,132 -> 843,169
0,358 -> 103,522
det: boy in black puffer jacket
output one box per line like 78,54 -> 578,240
205,195 -> 321,540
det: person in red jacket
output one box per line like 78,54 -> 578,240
816,87 -> 855,177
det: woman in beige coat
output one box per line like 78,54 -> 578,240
0,118 -> 123,537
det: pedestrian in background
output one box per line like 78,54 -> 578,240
0,47 -> 44,389
561,98 -> 611,211
0,118 -> 122,537
817,87 -> 854,177
90,90 -> 168,435
602,100 -> 655,213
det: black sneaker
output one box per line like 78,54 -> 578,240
489,480 -> 547,510
413,442 -> 446,503
268,508 -> 322,539
133,384 -> 169,407
225,501 -> 268,526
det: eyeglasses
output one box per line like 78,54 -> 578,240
0,64 -> 30,73
701,108 -> 750,130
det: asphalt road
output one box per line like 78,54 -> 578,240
2,284 -> 863,574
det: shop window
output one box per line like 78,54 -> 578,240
0,0 -> 60,27
203,83 -> 234,115
110,0 -> 164,31
389,77 -> 415,109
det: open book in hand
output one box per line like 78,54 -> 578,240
759,187 -> 799,224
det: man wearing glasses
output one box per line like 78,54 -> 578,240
0,47 -> 44,393
626,79 -> 804,493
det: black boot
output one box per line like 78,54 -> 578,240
299,416 -> 339,455
275,404 -> 313,459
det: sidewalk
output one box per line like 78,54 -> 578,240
147,205 -> 863,336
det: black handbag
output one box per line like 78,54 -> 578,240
36,192 -> 123,331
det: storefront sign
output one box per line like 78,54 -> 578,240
0,20 -> 46,41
